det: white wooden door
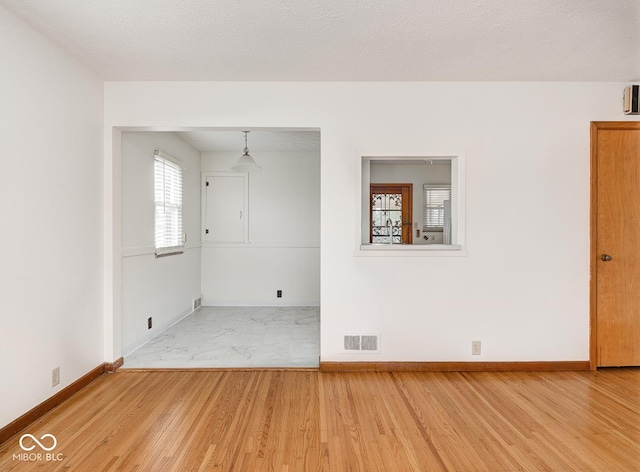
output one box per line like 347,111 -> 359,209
205,174 -> 246,243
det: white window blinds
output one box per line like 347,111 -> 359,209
154,151 -> 184,256
423,185 -> 451,229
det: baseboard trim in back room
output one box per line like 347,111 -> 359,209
0,357 -> 124,444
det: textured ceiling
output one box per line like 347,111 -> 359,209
177,130 -> 321,153
2,0 -> 639,81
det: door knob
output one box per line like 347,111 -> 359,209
601,254 -> 612,262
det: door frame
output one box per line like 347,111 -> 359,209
369,183 -> 413,244
108,125 -> 322,364
589,121 -> 640,370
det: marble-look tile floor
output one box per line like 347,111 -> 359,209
123,306 -> 320,368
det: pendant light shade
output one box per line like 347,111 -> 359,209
232,131 -> 261,172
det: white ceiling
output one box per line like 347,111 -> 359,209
176,129 -> 320,153
2,0 -> 639,82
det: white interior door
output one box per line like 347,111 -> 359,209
205,174 -> 247,243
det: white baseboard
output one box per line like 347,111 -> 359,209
201,299 -> 320,307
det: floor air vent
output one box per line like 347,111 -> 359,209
192,297 -> 202,311
343,333 -> 380,352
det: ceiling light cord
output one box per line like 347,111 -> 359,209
243,131 -> 250,156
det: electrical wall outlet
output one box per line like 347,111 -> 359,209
52,367 -> 60,387
472,341 -> 482,355
277,290 -> 282,298
148,317 -> 152,329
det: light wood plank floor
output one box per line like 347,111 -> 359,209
0,369 -> 638,471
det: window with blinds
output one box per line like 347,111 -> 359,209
154,150 -> 184,256
423,185 -> 451,229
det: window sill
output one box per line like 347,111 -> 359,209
356,244 -> 466,257
155,248 -> 184,258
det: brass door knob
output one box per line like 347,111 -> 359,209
601,254 -> 612,262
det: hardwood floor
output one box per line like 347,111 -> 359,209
0,369 -> 638,471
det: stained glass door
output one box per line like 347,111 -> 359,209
370,184 -> 413,244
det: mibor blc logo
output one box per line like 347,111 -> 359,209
13,433 -> 64,462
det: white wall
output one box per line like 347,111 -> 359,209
120,132 -> 201,356
201,151 -> 320,305
370,162 -> 451,244
0,5 -> 103,428
104,81 -> 634,364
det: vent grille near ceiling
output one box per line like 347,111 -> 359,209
343,334 -> 380,352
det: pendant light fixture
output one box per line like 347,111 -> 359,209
231,131 -> 262,172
